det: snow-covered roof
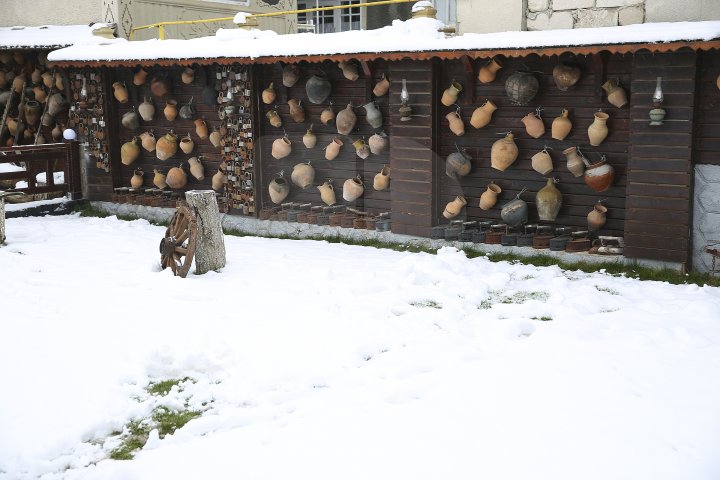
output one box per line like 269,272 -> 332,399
0,24 -> 114,50
47,18 -> 720,64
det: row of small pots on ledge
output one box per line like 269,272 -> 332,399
259,203 -> 392,231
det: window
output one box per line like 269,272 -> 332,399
297,0 -> 362,34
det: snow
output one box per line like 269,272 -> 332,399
0,24 -> 115,49
47,19 -> 720,63
1,213 -> 719,480
233,11 -> 251,25
8,171 -> 64,190
3,196 -> 66,212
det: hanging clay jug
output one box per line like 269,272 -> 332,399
563,146 -> 585,177
303,125 -> 317,149
194,119 -> 208,139
343,176 -> 364,201
282,64 -> 300,87
164,99 -> 178,121
717,73 -> 720,92
188,156 -> 205,180
288,98 -> 305,123
602,79 -> 627,108
369,132 -> 388,155
31,68 -> 42,85
584,156 -> 615,193
491,133 -> 519,171
470,99 -> 497,129
373,74 -> 390,97
179,98 -> 195,120
51,123 -> 63,142
111,82 -> 128,104
179,134 -> 194,154
446,145 -> 472,180
140,131 -> 156,152
338,61 -> 359,81
133,68 -> 148,86
522,111 -> 545,138
587,203 -> 608,231
181,67 -> 195,85
353,138 -> 370,159
121,138 -> 140,166
373,166 -> 391,191
32,86 -> 47,104
479,183 -> 502,210
531,147 -> 554,176
54,73 -> 64,92
138,97 -> 155,122
321,105 -> 335,125
588,111 -> 609,146
209,129 -> 222,148
478,57 -> 503,84
336,103 -> 357,135
41,71 -> 53,89
505,71 -> 539,106
212,168 -> 227,192
500,190 -> 528,227
262,82 -> 276,104
291,162 -> 315,189
12,74 -> 26,94
443,196 -> 467,219
131,169 -> 144,189
0,91 -> 10,108
121,110 -> 140,131
24,100 -> 41,126
269,176 -> 291,204
166,164 -> 188,189
552,63 -> 581,91
446,110 -> 465,136
150,76 -> 171,98
267,110 -> 282,128
536,178 -> 562,222
5,117 -> 18,137
272,135 -> 292,159
551,109 -> 572,140
153,169 -> 167,189
325,137 -> 343,160
47,93 -> 68,118
306,74 -> 332,104
441,81 -> 463,107
317,181 -> 336,206
363,101 -> 383,129
156,132 -> 178,161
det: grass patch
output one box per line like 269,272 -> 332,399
480,290 -> 549,309
531,316 -> 553,321
595,286 -> 620,295
409,300 -> 442,309
151,407 -> 202,437
146,377 -> 192,396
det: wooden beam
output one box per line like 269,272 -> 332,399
459,55 -> 475,105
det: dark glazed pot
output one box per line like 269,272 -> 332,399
306,74 -> 331,104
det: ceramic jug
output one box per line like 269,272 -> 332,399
269,176 -> 291,204
338,61 -> 359,81
156,132 -> 178,161
303,126 -> 317,149
500,190 -> 528,227
325,137 -> 343,160
531,148 -> 554,176
166,165 -> 188,189
153,169 -> 167,189
563,146 -> 585,177
130,168 -> 144,189
140,131 -> 156,152
479,183 -> 502,210
306,75 -> 332,104
282,64 -> 300,87
138,97 -> 155,122
272,135 -> 292,159
209,129 -> 222,148
164,100 -> 178,121
441,81 -> 463,107
363,101 -> 383,129
133,68 -> 148,86
112,82 -> 128,103
446,110 -> 465,136
491,133 -> 518,171
553,63 -> 581,91
443,196 -> 467,219
588,111 -> 609,146
470,100 -> 497,129
369,132 -> 388,155
587,203 -> 608,231
179,98 -> 195,120
373,166 -> 391,191
343,176 -> 364,201
536,178 -> 562,222
262,82 -> 276,104
522,111 -> 545,138
353,138 -> 370,159
194,119 -> 209,139
336,103 -> 357,135
188,156 -> 205,180
289,98 -> 305,123
179,134 -> 194,154
318,181 -> 336,206
266,110 -> 282,128
121,110 -> 140,131
583,156 -> 615,192
446,145 -> 472,180
602,79 -> 627,108
321,105 -> 335,125
291,162 -> 315,189
373,74 -> 390,97
551,109 -> 572,140
181,67 -> 195,85
121,138 -> 140,166
478,57 -> 502,84
212,169 -> 227,192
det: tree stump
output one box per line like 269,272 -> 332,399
0,192 -> 24,245
184,190 -> 226,275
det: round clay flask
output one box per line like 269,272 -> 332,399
551,109 -> 572,140
491,133 -> 518,171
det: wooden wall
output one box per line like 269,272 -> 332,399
693,50 -> 720,166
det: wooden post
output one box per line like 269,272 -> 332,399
184,190 -> 226,274
0,192 -> 24,244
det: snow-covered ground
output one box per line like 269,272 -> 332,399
1,214 -> 719,480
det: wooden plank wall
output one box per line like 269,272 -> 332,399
437,53 -> 630,236
693,50 -> 720,166
625,50 -> 696,264
84,68 -> 114,201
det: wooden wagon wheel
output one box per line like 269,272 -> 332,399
159,201 -> 197,278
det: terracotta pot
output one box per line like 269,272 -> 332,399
179,98 -> 195,120
338,61 -> 359,81
553,63 -> 581,91
156,132 -> 178,161
363,101 -> 383,129
336,103 -> 357,135
54,73 -> 64,92
353,138 -> 371,159
288,98 -> 305,123
343,176 -> 364,201
32,86 -> 47,104
602,79 -> 627,108
587,203 -> 608,231
12,74 -> 26,94
164,100 -> 178,121
138,97 -> 155,122
441,81 -> 463,107
51,124 -> 63,141
267,109 -> 282,128
446,111 -> 465,136
470,99 -> 497,129
443,196 -> 467,219
209,129 -> 222,148
188,156 -> 205,180
584,157 -> 615,193
551,109 -> 572,140
140,131 -> 156,152
373,75 -> 390,97
153,169 -> 167,189
317,181 -> 336,206
6,117 -> 18,136
112,82 -> 128,103
505,71 -> 539,106
47,93 -> 68,117
522,111 -> 545,138
500,191 -> 528,227
368,132 -> 388,155
291,162 -> 315,189
531,148 -> 554,176
212,169 -> 227,192
588,111 -> 610,146
24,100 -> 42,126
41,71 -> 53,89
479,183 -> 502,210
194,119 -> 209,139
306,74 -> 331,104
262,82 -> 276,104
121,138 -> 140,166
179,134 -> 194,154
282,64 -> 300,87
272,135 -> 292,159
717,73 -> 720,92
131,169 -> 144,189
133,68 -> 148,86
121,110 -> 140,131
563,146 -> 585,177
181,67 -> 195,85
269,176 -> 291,204
166,165 -> 188,189
373,165 -> 391,191
31,68 -> 42,85
303,126 -> 317,149
325,137 -> 343,160
536,178 -> 562,222
12,51 -> 24,65
446,146 -> 472,180
150,76 -> 171,98
478,57 -> 502,84
491,133 -> 518,171
321,105 -> 335,125
41,112 -> 55,128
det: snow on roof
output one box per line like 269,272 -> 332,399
0,23 -> 115,50
47,18 -> 720,64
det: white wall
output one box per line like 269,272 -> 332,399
0,0 -> 104,27
456,0 -> 525,34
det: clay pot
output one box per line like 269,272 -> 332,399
47,93 -> 68,117
51,124 -> 63,141
368,132 -> 388,155
522,111 -> 545,138
441,81 -> 463,107
491,133 -> 518,171
54,73 -> 64,92
588,111 -> 609,146
373,75 -> 390,97
131,169 -> 144,189
325,137 -> 343,160
531,148 -> 554,176
267,110 -> 282,128
446,111 -> 465,136
282,64 -> 300,87
505,71 -> 539,106
179,98 -> 195,120
140,131 -> 156,152
306,74 -> 331,104
536,178 -> 562,222
181,67 -> 195,85
500,191 -> 528,227
164,100 -> 178,121
551,109 -> 572,140
446,146 -> 472,180
32,86 -> 47,103
121,138 -> 140,166
353,138 -> 371,159
587,203 -> 608,231
553,63 -> 581,91
121,110 -> 140,131
150,76 -> 171,98
41,71 -> 53,89
338,61 -> 359,81
156,132 -> 178,161
6,117 -> 18,136
188,156 -> 205,180
24,100 -> 42,126
336,103 -> 357,135
584,157 -> 615,193
291,162 -> 315,189
138,97 -> 155,122
317,181 -> 336,206
31,68 -> 42,85
478,57 -> 502,84
443,196 -> 467,219
12,74 -> 25,94
194,119 -> 209,139
166,165 -> 188,189
321,105 -> 335,125
153,169 -> 167,189
133,68 -> 148,86
479,183 -> 502,210
602,79 -> 627,108
179,134 -> 194,154
717,73 -> 720,92
262,82 -> 276,104
373,166 -> 391,191
303,126 -> 317,149
288,98 -> 305,123
470,99 -> 497,129
343,176 -> 364,201
212,169 -> 227,192
563,146 -> 585,177
112,82 -> 129,103
209,129 -> 222,148
272,135 -> 292,159
363,101 -> 383,129
269,176 -> 291,204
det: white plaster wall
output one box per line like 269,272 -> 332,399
646,0 -> 720,22
456,0 -> 525,34
693,165 -> 720,274
0,0 -> 104,27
